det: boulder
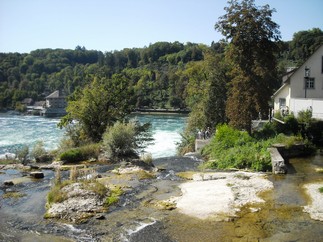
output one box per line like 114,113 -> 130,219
30,171 -> 44,179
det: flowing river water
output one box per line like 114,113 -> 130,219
0,113 -> 323,241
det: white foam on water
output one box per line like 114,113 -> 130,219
126,218 -> 157,237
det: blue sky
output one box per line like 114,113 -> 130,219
0,0 -> 322,53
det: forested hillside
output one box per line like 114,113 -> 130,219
0,28 -> 322,111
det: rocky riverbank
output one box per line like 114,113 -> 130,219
1,155 -> 323,241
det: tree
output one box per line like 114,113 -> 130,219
215,0 -> 280,132
60,74 -> 134,142
203,50 -> 229,129
289,28 -> 323,64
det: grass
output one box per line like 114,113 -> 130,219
2,191 -> 26,199
47,180 -> 72,206
201,124 -> 315,172
319,187 -> 323,193
82,181 -> 108,197
104,185 -> 124,207
0,159 -> 18,165
137,170 -> 156,180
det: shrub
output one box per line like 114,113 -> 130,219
141,153 -> 153,165
272,112 -> 299,135
58,143 -> 100,163
59,148 -> 83,163
202,124 -> 314,172
47,180 -> 72,206
177,132 -> 195,155
102,121 -> 138,160
15,145 -> 29,165
31,140 -> 51,163
253,122 -> 276,140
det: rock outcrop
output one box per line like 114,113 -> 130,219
46,183 -> 108,222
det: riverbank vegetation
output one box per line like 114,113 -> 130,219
177,0 -> 322,171
1,0 -> 322,168
201,124 -> 316,171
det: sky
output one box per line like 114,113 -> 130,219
0,0 -> 322,53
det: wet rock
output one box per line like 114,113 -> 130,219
95,214 -> 105,220
4,180 -> 14,186
30,171 -> 44,179
29,164 -> 40,169
124,159 -> 155,171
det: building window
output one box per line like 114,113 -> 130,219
279,98 -> 286,108
305,78 -> 315,89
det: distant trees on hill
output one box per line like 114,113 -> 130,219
0,42 -> 204,110
0,28 -> 322,114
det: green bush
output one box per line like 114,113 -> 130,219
59,148 -> 83,163
202,124 -> 312,172
58,143 -> 100,163
15,145 -> 29,165
272,112 -> 299,135
102,121 -> 138,160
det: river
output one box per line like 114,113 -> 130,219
1,113 -> 323,241
0,113 -> 187,158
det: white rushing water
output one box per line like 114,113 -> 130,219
0,113 -> 187,158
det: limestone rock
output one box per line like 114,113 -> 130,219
46,183 -> 108,222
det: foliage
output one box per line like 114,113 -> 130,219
58,143 -> 100,163
289,28 -> 323,64
104,186 -> 124,207
102,120 -> 152,160
82,181 -> 108,198
60,75 -> 133,142
31,140 -> 47,162
47,180 -> 72,205
202,124 -> 311,172
15,145 -> 29,165
177,132 -> 196,155
59,148 -> 83,163
215,0 -> 281,132
0,42 -> 205,111
140,153 -> 153,165
272,112 -> 299,135
297,109 -> 323,146
319,187 -> 323,193
297,109 -> 313,124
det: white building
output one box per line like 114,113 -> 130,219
272,45 -> 323,120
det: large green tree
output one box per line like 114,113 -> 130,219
215,0 -> 281,132
60,74 -> 134,142
289,28 -> 323,64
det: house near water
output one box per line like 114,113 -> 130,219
272,45 -> 323,120
40,90 -> 67,117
